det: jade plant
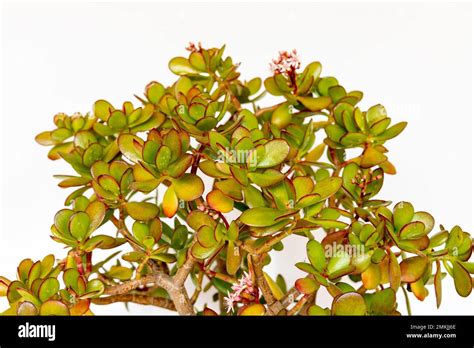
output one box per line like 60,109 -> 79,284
1,44 -> 472,316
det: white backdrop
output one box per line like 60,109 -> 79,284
1,2 -> 472,315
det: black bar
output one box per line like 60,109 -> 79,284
0,316 -> 472,347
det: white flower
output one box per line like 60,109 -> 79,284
270,49 -> 301,75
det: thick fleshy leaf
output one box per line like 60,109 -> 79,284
434,262 -> 442,308
331,292 -> 367,316
399,221 -> 427,240
215,178 -> 242,201
0,276 -> 11,297
93,100 -> 114,121
400,256 -> 428,283
452,261 -> 472,297
85,201 -> 106,232
197,226 -> 218,248
17,301 -> 38,315
366,104 -> 387,126
169,57 -> 198,75
156,146 -> 172,171
248,169 -> 285,188
171,225 -> 188,250
207,189 -> 233,213
306,240 -> 326,272
118,134 -> 143,163
361,263 -> 381,290
191,242 -> 218,260
360,147 -> 387,168
412,212 -> 435,234
239,207 -> 287,227
271,103 -> 292,129
226,241 -> 241,275
108,266 -> 133,281
39,278 -> 60,302
375,121 -> 407,141
263,273 -> 285,300
125,202 -> 159,221
308,304 -> 330,316
365,288 -> 396,314
163,186 -> 179,218
313,177 -> 342,200
173,174 -> 204,201
327,252 -> 353,279
239,303 -> 265,316
40,300 -> 70,316
297,96 -> 332,111
253,139 -> 290,169
186,211 -> 216,231
295,278 -> 319,294
69,212 -> 91,241
393,201 -> 414,231
388,250 -> 401,291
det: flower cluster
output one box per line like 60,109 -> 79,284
270,49 -> 301,75
224,272 -> 260,313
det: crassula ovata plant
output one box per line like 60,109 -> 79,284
1,44 -> 473,316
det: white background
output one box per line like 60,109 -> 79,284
1,2 -> 473,315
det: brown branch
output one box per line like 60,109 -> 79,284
103,271 -> 195,315
280,287 -> 299,308
287,295 -> 310,316
174,253 -> 195,287
92,294 -> 175,311
250,254 -> 284,315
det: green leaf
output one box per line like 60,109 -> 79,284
163,186 -> 179,218
155,146 -> 172,171
108,266 -> 133,281
248,169 -> 285,188
215,178 -> 242,201
169,57 -> 198,75
412,211 -> 435,234
254,139 -> 290,169
306,240 -> 326,272
297,96 -> 332,112
226,241 -> 241,275
84,279 -> 105,298
271,102 -> 292,129
313,177 -> 342,200
366,104 -> 387,126
39,278 -> 60,302
239,207 -> 288,227
295,278 -> 319,294
171,225 -> 188,250
17,301 -> 38,315
207,189 -> 233,213
239,303 -> 266,316
85,201 -> 106,233
308,304 -> 329,316
327,252 -> 353,279
393,201 -> 414,231
375,121 -> 407,141
365,288 -> 396,314
69,212 -> 91,241
173,174 -> 204,201
118,134 -> 143,163
400,256 -> 428,283
93,100 -> 113,121
125,202 -> 159,221
399,221 -> 427,240
360,147 -> 387,168
40,300 -> 70,316
331,292 -> 367,315
452,261 -> 472,297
